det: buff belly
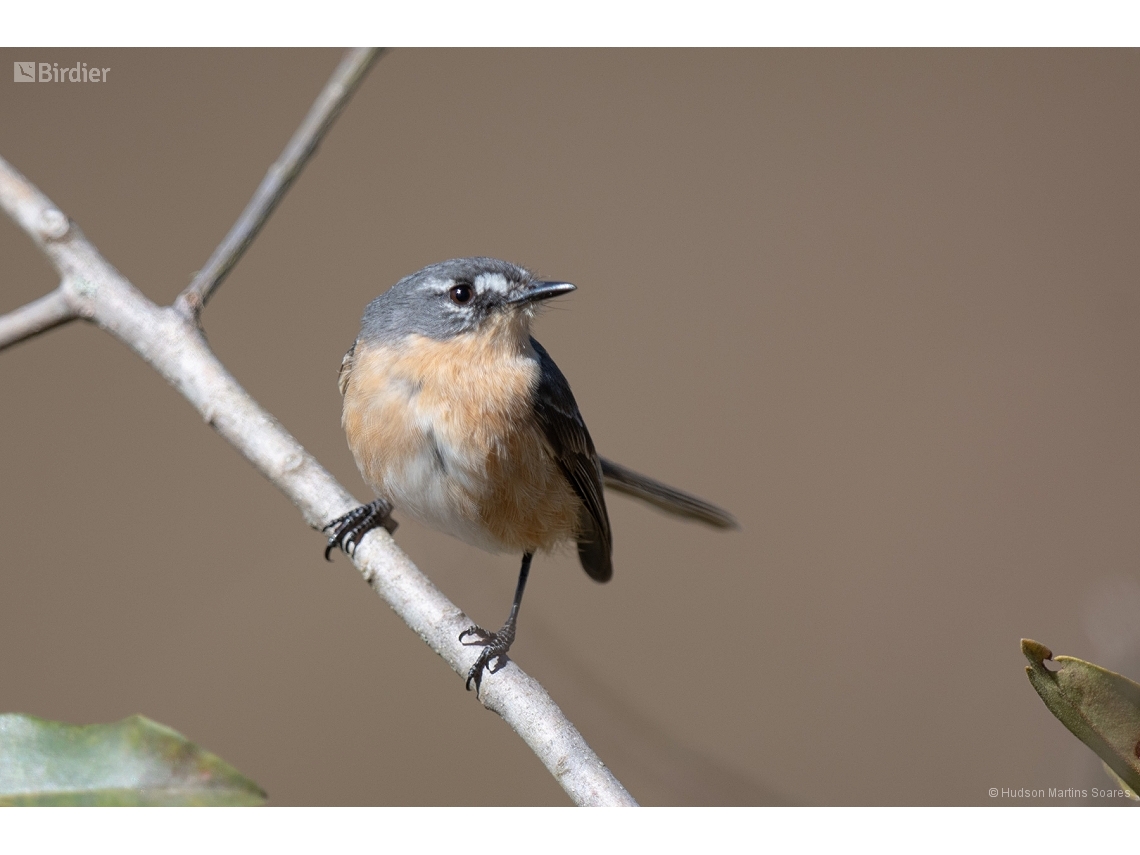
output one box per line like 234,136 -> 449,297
342,333 -> 582,555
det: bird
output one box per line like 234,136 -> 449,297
324,257 -> 737,693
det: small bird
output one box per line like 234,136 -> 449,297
325,258 -> 736,693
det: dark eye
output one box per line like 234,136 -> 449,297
449,283 -> 473,305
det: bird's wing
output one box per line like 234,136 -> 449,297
337,339 -> 357,397
530,337 -> 612,582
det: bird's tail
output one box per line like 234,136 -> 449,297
599,457 -> 739,530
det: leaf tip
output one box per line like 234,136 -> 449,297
1021,638 -> 1052,666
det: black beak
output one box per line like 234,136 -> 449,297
508,280 -> 576,305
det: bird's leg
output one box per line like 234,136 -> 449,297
323,498 -> 397,560
460,551 -> 533,695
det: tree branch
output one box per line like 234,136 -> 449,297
0,287 -> 76,352
0,95 -> 636,808
173,47 -> 384,321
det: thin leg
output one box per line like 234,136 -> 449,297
459,552 -> 533,695
323,498 -> 396,560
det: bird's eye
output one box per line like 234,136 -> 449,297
449,283 -> 473,305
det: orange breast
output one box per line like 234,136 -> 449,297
341,325 -> 581,554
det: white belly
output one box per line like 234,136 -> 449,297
381,411 -> 510,553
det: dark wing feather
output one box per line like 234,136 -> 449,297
530,338 -> 612,582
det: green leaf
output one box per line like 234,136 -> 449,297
1021,639 -> 1140,799
0,713 -> 266,805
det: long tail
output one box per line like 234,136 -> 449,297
599,457 -> 739,530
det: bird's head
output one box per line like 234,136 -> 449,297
361,257 -> 575,345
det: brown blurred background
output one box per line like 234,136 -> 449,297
1,49 -> 1139,806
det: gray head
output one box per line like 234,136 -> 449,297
360,257 -> 576,343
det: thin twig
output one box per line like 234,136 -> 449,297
0,147 -> 637,806
174,47 -> 384,321
0,287 -> 76,351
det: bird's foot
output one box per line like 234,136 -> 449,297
323,499 -> 396,560
459,621 -> 517,695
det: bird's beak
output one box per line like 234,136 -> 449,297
507,280 -> 576,305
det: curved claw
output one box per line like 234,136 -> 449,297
459,626 -> 494,646
322,499 -> 395,561
465,666 -> 481,693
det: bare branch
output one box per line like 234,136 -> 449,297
0,152 -> 637,807
174,48 -> 384,321
0,287 -> 76,351
0,158 -> 83,350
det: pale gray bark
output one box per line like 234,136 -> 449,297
0,286 -> 75,351
0,51 -> 636,808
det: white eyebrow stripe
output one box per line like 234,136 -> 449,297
474,272 -> 512,295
